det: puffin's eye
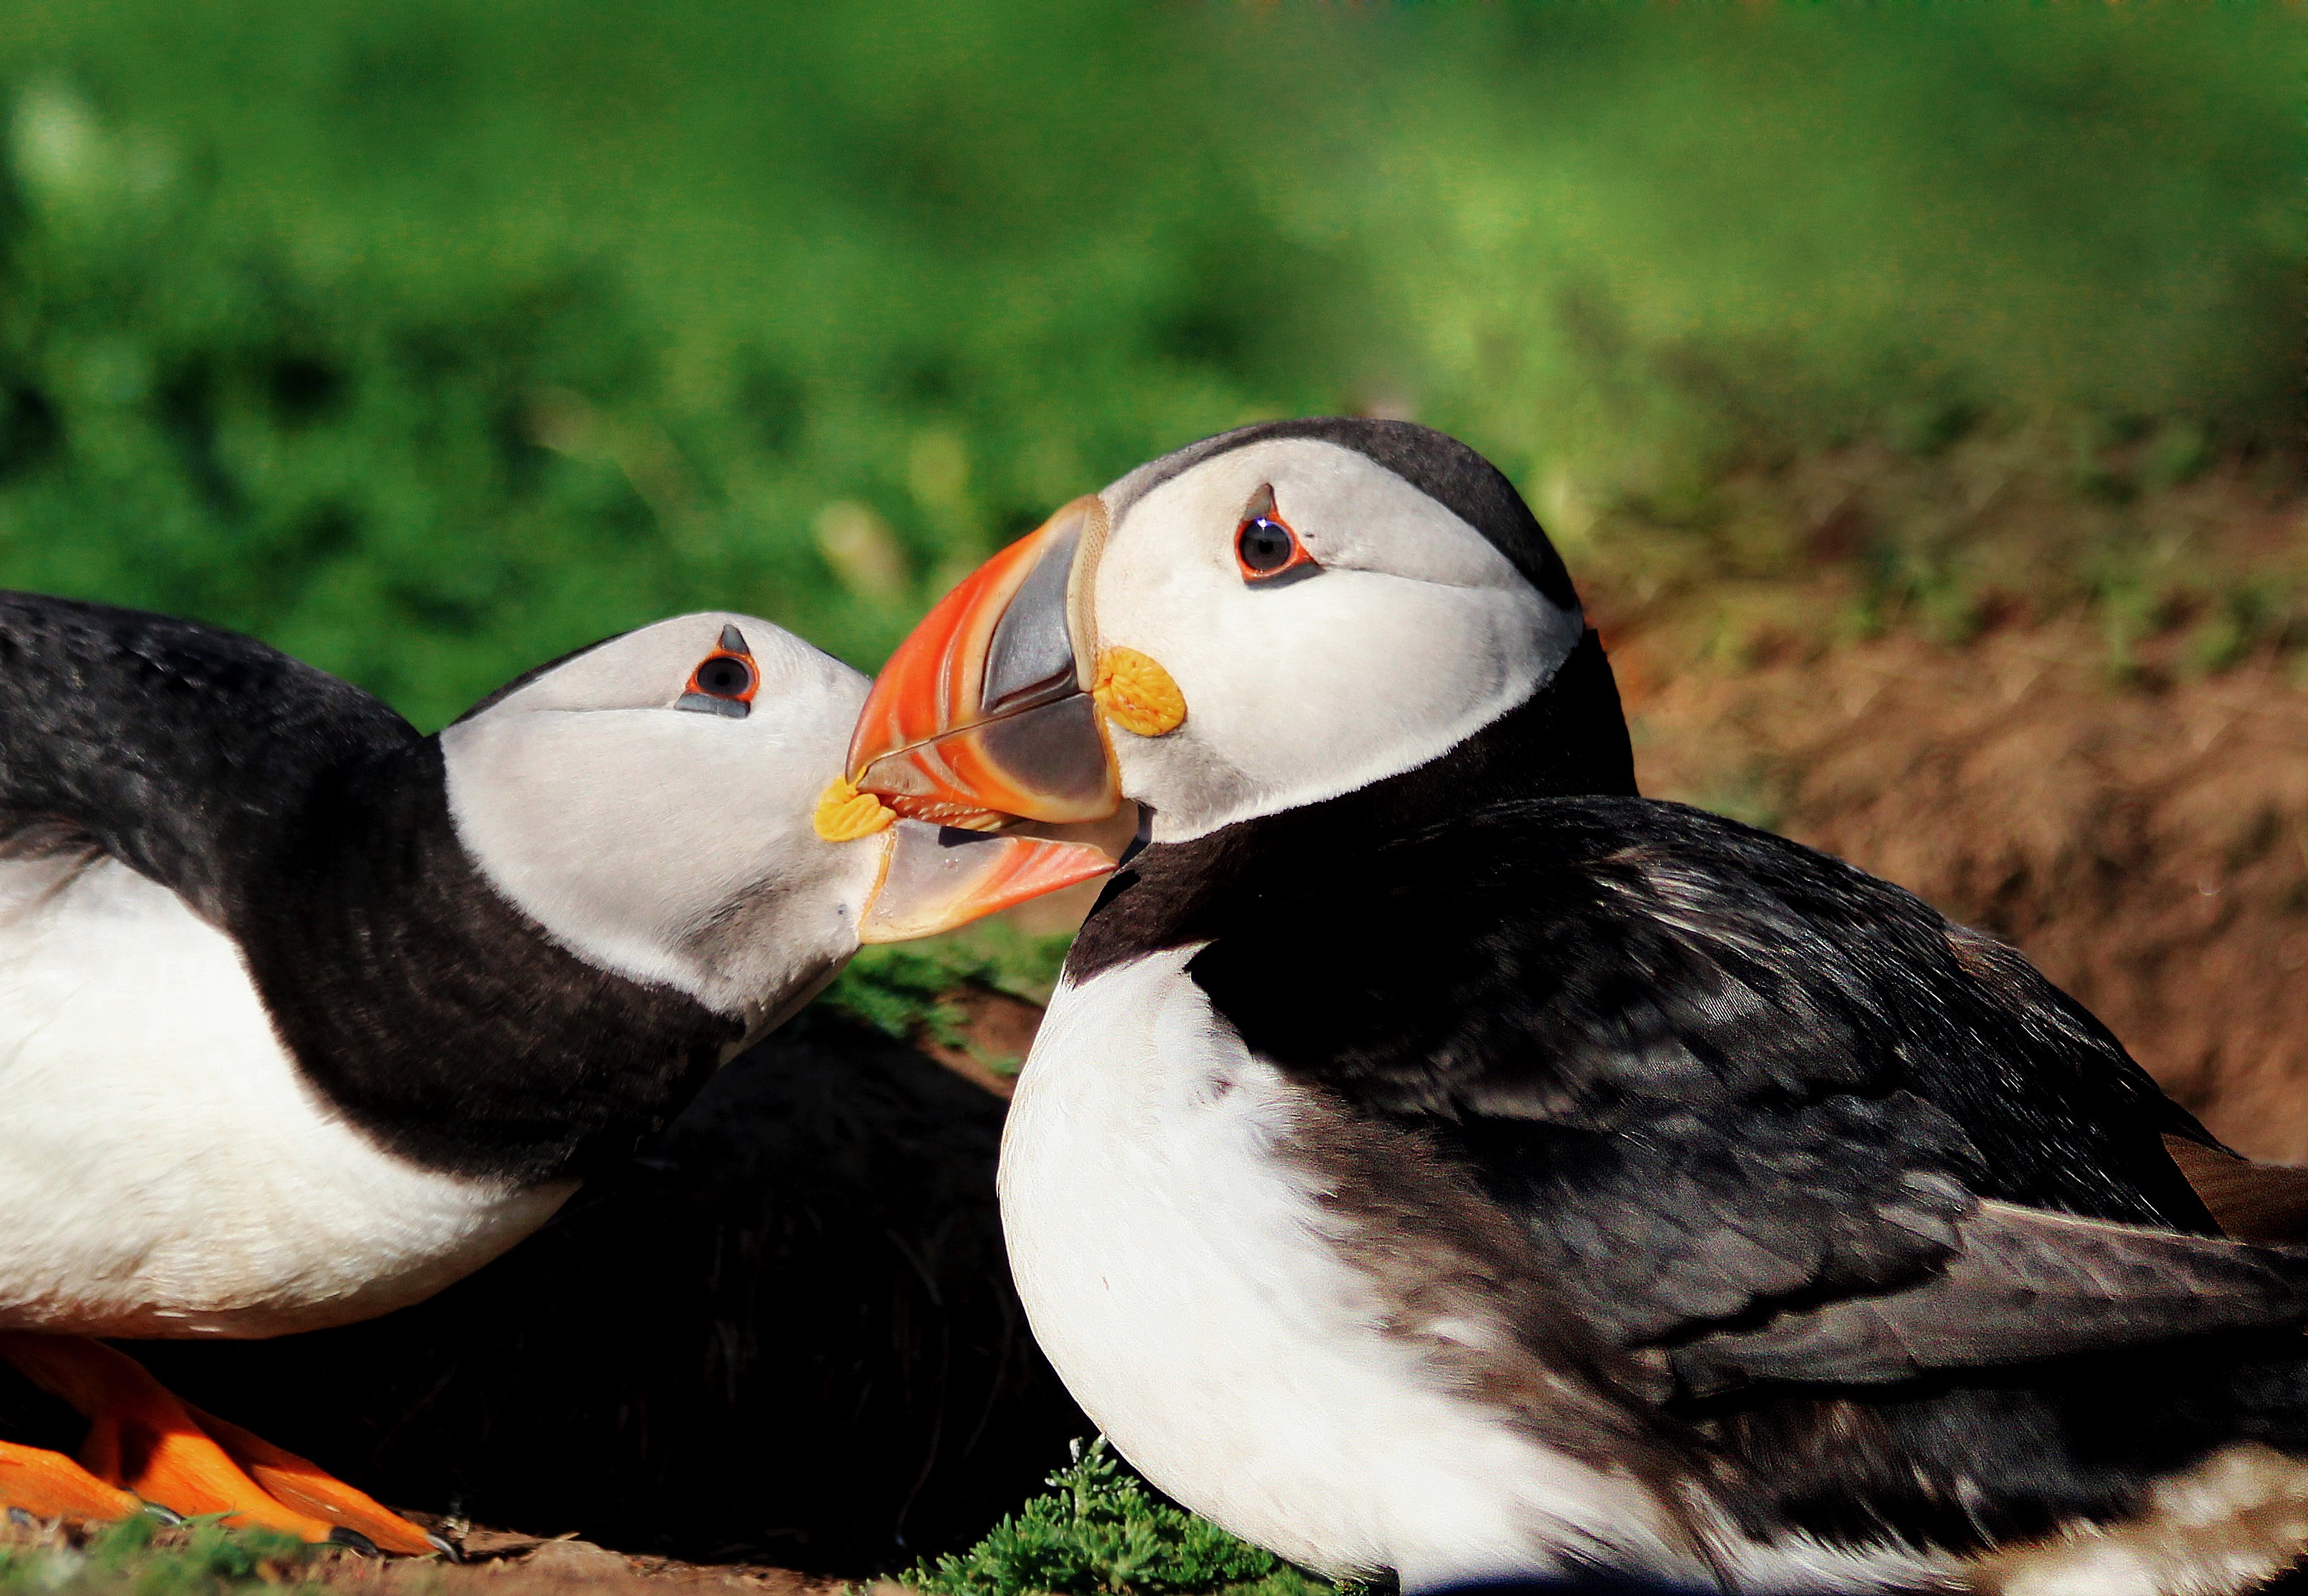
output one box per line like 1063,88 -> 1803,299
1233,484 -> 1312,581
695,656 -> 754,699
1235,514 -> 1313,582
1237,518 -> 1294,572
677,625 -> 760,717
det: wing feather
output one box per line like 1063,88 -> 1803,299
0,592 -> 413,915
1672,1201 -> 2308,1395
1191,797 -> 2270,1397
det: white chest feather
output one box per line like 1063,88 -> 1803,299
1008,950 -> 2307,1596
1000,948 -> 1704,1589
0,853 -> 571,1337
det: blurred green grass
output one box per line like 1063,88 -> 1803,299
824,920 -> 1072,1056
0,1514 -> 310,1596
0,4 -> 2293,724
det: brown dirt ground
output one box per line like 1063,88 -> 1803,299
337,1522 -> 859,1596
909,988 -> 1041,1100
0,1515 -> 856,1596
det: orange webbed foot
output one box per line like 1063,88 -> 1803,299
178,1403 -> 438,1555
0,1334 -> 436,1554
0,1438 -> 143,1523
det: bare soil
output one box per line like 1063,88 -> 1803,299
0,1516 -> 852,1596
907,989 -> 1041,1101
335,1524 -> 852,1596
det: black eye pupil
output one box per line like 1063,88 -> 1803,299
699,657 -> 752,696
1238,518 -> 1295,573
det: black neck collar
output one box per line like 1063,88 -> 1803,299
225,740 -> 742,1185
1068,629 -> 1634,982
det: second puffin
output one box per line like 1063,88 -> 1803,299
849,418 -> 2308,1595
0,597 -> 1107,1552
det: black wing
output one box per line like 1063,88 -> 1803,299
1188,796 -> 2307,1394
0,591 -> 415,917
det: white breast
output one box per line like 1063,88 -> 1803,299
1001,947 -> 1703,1589
0,852 -> 571,1337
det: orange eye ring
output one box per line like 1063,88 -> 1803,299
677,624 -> 760,718
1235,512 -> 1314,582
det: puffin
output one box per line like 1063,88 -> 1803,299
0,593 -> 1108,1552
842,418 -> 2308,1595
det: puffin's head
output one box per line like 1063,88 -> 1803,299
440,613 -> 1110,1030
846,419 -> 1593,844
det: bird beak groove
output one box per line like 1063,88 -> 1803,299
857,819 -> 1112,944
847,496 -> 1127,825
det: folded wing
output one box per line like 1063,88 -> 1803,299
1190,796 -> 2294,1402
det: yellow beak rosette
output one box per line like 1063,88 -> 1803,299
1093,646 -> 1186,739
813,775 -> 897,842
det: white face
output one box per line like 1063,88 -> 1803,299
439,614 -> 882,1033
1091,438 -> 1584,842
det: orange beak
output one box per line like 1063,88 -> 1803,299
857,818 -> 1110,943
848,496 -> 1125,826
